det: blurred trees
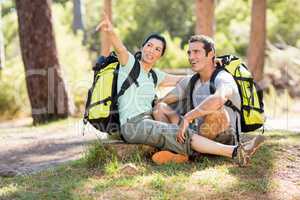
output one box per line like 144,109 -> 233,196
119,0 -> 194,52
195,0 -> 214,37
247,0 -> 266,82
0,3 -> 4,69
15,0 -> 73,124
1,0 -> 300,120
72,0 -> 85,32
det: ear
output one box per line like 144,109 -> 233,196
207,50 -> 215,64
207,50 -> 215,59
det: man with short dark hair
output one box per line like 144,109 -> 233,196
151,34 -> 265,166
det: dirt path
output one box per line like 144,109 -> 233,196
0,116 -> 300,177
0,118 -> 100,176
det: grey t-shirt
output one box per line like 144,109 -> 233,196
169,71 -> 241,133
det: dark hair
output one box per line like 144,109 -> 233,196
134,33 -> 167,60
189,35 -> 215,56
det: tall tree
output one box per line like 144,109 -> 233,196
195,0 -> 215,37
0,3 -> 4,70
100,0 -> 112,56
247,0 -> 266,82
15,0 -> 73,124
73,0 -> 85,32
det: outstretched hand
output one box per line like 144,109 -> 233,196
95,13 -> 113,33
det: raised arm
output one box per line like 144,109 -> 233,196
96,14 -> 129,65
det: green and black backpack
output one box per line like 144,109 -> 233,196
187,55 -> 264,141
83,52 -> 157,134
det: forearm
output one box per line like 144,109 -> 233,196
184,95 -> 225,122
159,75 -> 185,87
157,93 -> 179,105
108,31 -> 128,59
172,75 -> 186,86
100,33 -> 111,57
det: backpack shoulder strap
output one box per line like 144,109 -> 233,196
209,67 -> 223,94
210,67 -> 240,112
149,69 -> 158,87
187,73 -> 200,110
117,58 -> 140,97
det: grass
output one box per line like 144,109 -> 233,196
1,130 -> 300,200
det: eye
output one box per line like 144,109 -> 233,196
155,47 -> 162,52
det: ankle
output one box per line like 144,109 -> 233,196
232,145 -> 239,159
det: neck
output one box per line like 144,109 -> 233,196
198,64 -> 216,82
140,60 -> 153,72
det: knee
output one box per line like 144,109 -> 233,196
199,108 -> 230,139
204,108 -> 230,129
152,102 -> 169,118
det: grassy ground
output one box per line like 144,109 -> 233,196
0,131 -> 299,200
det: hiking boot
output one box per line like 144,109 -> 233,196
152,151 -> 189,165
235,135 -> 265,167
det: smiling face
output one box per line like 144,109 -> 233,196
141,38 -> 164,65
187,41 -> 215,73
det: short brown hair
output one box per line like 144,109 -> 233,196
189,35 -> 215,56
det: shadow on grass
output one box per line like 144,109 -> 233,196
195,133 -> 283,200
1,131 -> 296,200
0,160 -> 92,200
141,133 -> 280,199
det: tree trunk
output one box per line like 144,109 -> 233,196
247,0 -> 266,82
100,0 -> 112,56
72,0 -> 85,32
0,4 -> 4,70
15,0 -> 73,124
195,0 -> 215,37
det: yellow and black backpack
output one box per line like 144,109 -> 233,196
83,52 -> 157,134
188,55 -> 264,142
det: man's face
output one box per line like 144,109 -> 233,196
187,41 -> 214,73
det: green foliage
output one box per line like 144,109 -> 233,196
119,0 -> 194,52
3,130 -> 296,199
155,33 -> 189,69
84,141 -> 117,169
1,0 -> 16,17
267,0 -> 300,47
94,176 -> 137,192
52,3 -> 92,110
0,56 -> 29,119
215,0 -> 251,56
1,0 -> 300,119
0,7 -> 29,119
0,3 -> 93,118
150,174 -> 166,190
104,159 -> 120,175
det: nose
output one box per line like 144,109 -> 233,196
148,46 -> 155,54
189,52 -> 195,60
